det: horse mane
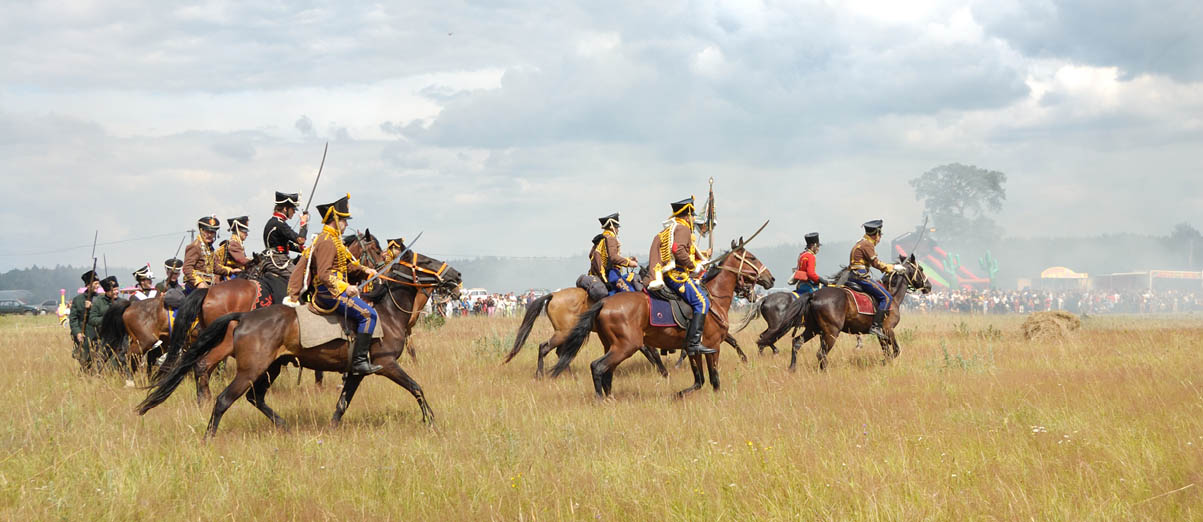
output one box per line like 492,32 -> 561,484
342,234 -> 357,246
701,249 -> 732,283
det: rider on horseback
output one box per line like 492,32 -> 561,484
305,194 -> 381,375
183,215 -> 233,294
131,265 -> 158,301
591,213 -> 640,295
647,197 -> 716,356
215,216 -> 252,278
848,220 -> 905,339
789,232 -> 831,296
261,191 -> 309,304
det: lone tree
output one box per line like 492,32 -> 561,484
909,163 -> 1007,245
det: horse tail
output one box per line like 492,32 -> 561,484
758,293 -> 810,347
99,298 -> 132,354
732,296 -> 764,333
137,312 -> 243,415
550,300 -> 604,378
156,288 -> 208,378
503,293 -> 553,364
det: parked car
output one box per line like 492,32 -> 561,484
0,299 -> 41,315
463,288 -> 489,304
38,300 -> 58,314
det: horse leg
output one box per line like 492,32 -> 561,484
314,370 -> 324,387
638,345 -> 669,378
877,334 -> 891,364
589,346 -> 634,398
674,350 -> 688,369
724,334 -> 748,363
245,361 -> 286,428
705,352 -> 720,391
676,354 -> 706,398
330,373 -> 365,428
376,360 -> 435,424
817,332 -> 838,371
535,341 -> 553,379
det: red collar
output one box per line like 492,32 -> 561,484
272,212 -> 287,220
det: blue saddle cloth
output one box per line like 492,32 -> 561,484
645,289 -> 696,329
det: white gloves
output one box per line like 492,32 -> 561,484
893,264 -> 906,272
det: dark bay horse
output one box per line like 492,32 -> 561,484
158,231 -> 386,403
733,291 -> 865,355
136,251 -> 460,438
505,288 -> 750,379
550,241 -> 773,398
99,295 -> 170,377
760,254 -> 931,371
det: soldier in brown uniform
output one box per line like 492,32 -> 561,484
646,197 -> 716,356
183,215 -> 233,294
215,216 -> 252,278
590,213 -> 640,295
287,194 -> 381,375
848,219 -> 905,338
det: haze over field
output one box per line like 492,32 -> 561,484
1,1 -> 1200,275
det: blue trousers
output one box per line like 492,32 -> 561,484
666,273 -> 710,315
849,269 -> 892,311
312,286 -> 378,335
794,281 -> 819,295
606,268 -> 637,296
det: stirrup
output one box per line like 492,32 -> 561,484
685,344 -> 717,356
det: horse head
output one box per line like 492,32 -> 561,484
893,253 -> 932,294
385,240 -> 462,299
346,229 -> 385,269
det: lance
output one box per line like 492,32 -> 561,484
302,142 -> 329,216
173,233 -> 187,260
80,231 -> 99,343
103,254 -> 108,278
908,215 -> 930,258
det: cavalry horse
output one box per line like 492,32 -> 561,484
759,254 -> 931,371
99,295 -> 171,378
504,283 -> 750,379
733,292 -> 865,355
136,248 -> 461,438
550,239 -> 774,398
157,231 -> 386,404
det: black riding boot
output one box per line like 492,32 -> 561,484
349,332 -> 383,375
870,310 -> 887,339
683,312 -> 717,356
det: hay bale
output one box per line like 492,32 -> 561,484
1022,310 -> 1082,340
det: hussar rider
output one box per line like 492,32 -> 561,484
646,197 -> 716,356
299,194 -> 382,375
215,216 -> 252,278
183,216 -> 233,294
590,213 -> 640,295
848,219 -> 905,339
261,191 -> 309,304
131,265 -> 158,301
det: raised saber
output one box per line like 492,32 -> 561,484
359,231 -> 423,289
908,215 -> 930,257
302,142 -> 329,215
173,233 -> 187,260
706,177 -> 715,254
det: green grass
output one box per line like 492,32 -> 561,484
1,312 -> 1202,520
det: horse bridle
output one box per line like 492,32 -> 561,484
714,249 -> 767,299
886,260 -> 927,291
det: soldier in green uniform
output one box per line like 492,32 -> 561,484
68,270 -> 101,371
89,276 -> 121,371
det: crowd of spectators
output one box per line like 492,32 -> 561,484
441,291 -> 540,317
904,288 -> 1203,314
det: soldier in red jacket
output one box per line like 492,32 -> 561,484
789,232 -> 830,295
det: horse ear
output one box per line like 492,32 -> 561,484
364,228 -> 372,239
899,254 -> 907,263
909,253 -> 916,263
730,239 -> 738,249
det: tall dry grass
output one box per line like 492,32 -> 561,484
1,311 -> 1201,520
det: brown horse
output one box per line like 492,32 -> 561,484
99,295 -> 171,378
550,241 -> 773,398
136,250 -> 460,438
505,287 -> 751,378
760,254 -> 931,371
158,231 -> 386,404
734,290 -> 866,355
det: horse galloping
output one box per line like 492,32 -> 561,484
550,240 -> 774,398
759,254 -> 931,371
136,250 -> 460,438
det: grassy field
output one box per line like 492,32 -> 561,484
2,311 -> 1202,520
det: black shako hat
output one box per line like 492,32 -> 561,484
197,215 -> 220,232
275,191 -> 300,207
317,194 -> 351,223
805,232 -> 821,247
670,197 -> 695,217
227,216 -> 249,232
133,265 -> 153,281
863,219 -> 883,235
598,213 -> 620,229
164,258 -> 183,273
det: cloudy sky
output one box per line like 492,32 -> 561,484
2,0 -> 1200,271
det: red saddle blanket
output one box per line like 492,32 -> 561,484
843,288 -> 876,315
